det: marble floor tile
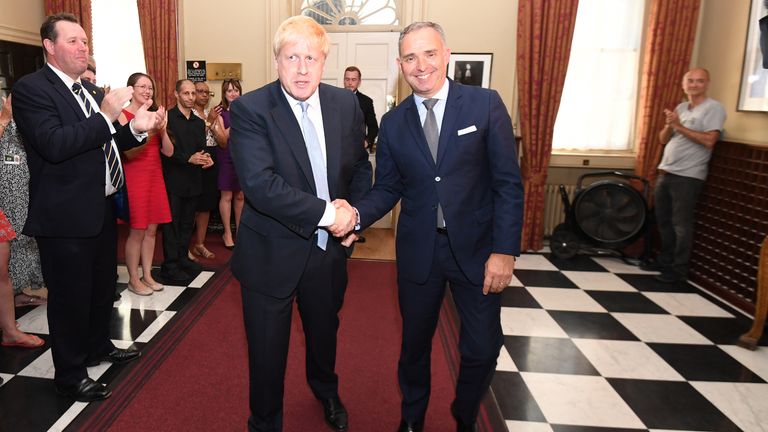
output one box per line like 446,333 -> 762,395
496,345 -> 518,372
16,304 -> 50,335
690,381 -> 768,432
719,345 -> 768,382
515,254 -> 560,271
643,292 -> 735,318
611,313 -> 712,345
561,271 -> 637,292
527,287 -> 606,313
501,307 -> 568,338
188,271 -> 215,288
572,339 -> 684,381
591,257 -> 656,274
505,420 -> 553,432
136,311 -> 177,343
521,372 -> 645,429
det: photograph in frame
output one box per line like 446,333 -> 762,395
447,53 -> 493,88
737,0 -> 768,111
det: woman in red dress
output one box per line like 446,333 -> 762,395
117,73 -> 173,296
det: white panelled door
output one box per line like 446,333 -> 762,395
325,32 -> 400,229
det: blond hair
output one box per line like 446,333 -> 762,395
273,16 -> 329,58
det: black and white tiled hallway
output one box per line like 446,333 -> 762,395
493,253 -> 768,432
0,265 -> 216,432
1,254 -> 767,431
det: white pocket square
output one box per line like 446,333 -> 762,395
457,125 -> 477,136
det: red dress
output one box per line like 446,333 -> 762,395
121,109 -> 172,229
0,209 -> 16,242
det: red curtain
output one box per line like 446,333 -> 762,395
634,0 -> 702,184
136,0 -> 178,109
44,0 -> 93,48
516,0 -> 580,251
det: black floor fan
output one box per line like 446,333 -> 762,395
550,171 -> 652,263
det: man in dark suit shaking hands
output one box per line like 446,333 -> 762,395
228,15 -> 372,432
12,13 -> 164,401
336,22 -> 523,432
343,66 -> 378,152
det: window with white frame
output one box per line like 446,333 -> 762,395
300,0 -> 398,26
90,0 -> 146,88
552,0 -> 645,152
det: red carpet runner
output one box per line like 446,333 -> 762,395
89,260 -> 458,431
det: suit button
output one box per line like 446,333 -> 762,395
435,176 -> 441,182
432,205 -> 437,210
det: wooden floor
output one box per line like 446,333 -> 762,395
351,228 -> 395,261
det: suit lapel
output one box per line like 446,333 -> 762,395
268,81 -> 317,194
403,96 -> 435,166
319,85 -> 341,197
43,65 -> 86,121
436,80 -> 462,168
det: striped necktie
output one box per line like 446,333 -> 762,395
300,101 -> 330,250
72,82 -> 124,190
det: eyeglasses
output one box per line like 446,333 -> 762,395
134,84 -> 154,92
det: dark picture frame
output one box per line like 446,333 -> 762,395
447,53 -> 493,88
737,0 -> 768,111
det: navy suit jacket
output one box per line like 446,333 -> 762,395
229,81 -> 372,298
355,80 -> 523,285
12,65 -> 143,238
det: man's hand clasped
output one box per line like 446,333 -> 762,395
329,199 -> 359,246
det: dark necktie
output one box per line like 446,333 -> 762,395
422,98 -> 444,228
300,101 -> 329,250
72,82 -> 124,190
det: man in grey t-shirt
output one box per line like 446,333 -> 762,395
652,68 -> 726,283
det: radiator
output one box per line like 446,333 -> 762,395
544,184 -> 576,236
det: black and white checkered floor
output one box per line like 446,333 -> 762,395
492,253 -> 768,432
0,266 -> 216,432
1,255 -> 767,431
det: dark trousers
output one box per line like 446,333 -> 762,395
398,232 -> 502,425
36,198 -> 117,387
653,173 -> 705,277
241,242 -> 348,432
161,192 -> 198,272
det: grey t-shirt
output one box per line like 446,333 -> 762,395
657,98 -> 726,180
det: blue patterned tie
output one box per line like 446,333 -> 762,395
300,102 -> 330,250
72,82 -> 124,190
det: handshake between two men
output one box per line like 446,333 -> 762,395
327,199 -> 360,247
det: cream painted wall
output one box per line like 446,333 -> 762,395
696,0 -> 768,146
427,0 -> 518,122
0,0 -> 44,46
179,0 -> 276,96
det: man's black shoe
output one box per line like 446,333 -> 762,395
655,271 -> 683,284
356,235 -> 366,243
322,397 -> 348,431
396,419 -> 424,432
55,377 -> 111,402
160,267 -> 190,284
639,260 -> 661,272
86,348 -> 141,367
179,257 -> 203,273
450,402 -> 477,432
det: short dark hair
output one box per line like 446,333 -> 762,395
399,21 -> 447,55
40,13 -> 79,43
175,79 -> 193,92
344,66 -> 361,79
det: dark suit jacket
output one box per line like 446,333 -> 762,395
12,65 -> 143,238
229,81 -> 372,298
355,90 -> 378,146
355,79 -> 524,285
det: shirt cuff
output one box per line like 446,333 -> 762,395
318,201 -> 335,227
128,118 -> 149,140
100,112 -> 116,134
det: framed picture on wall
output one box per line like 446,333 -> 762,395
447,53 -> 493,88
737,0 -> 768,111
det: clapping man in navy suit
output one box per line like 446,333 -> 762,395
228,16 -> 372,432
335,22 -> 523,432
12,13 -> 164,401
